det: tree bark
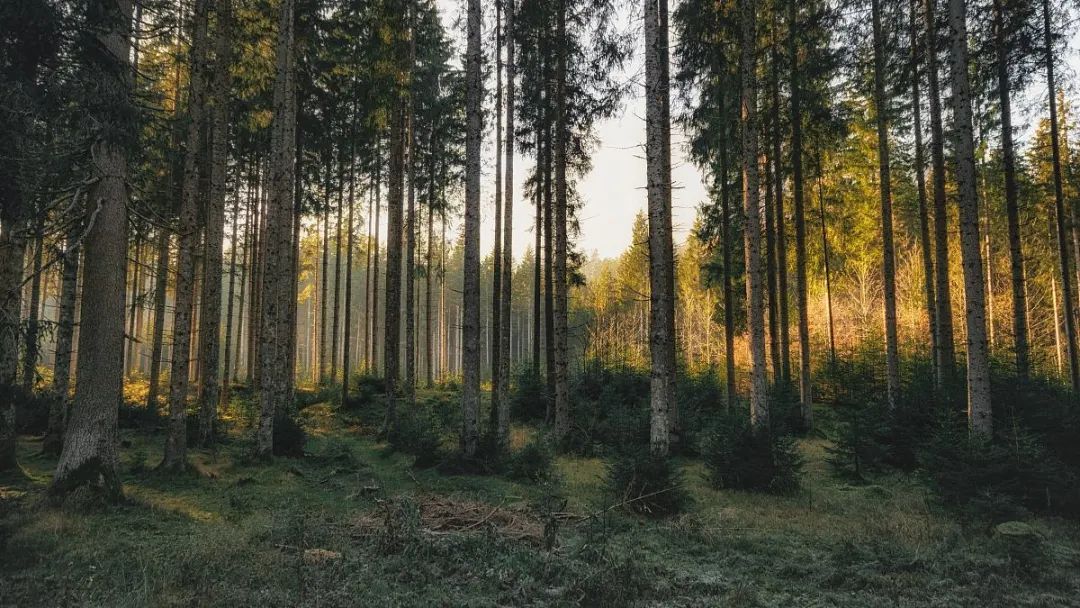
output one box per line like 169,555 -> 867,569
255,0 -> 297,458
50,0 -> 132,499
492,0 -> 505,431
45,216 -> 82,454
498,0 -> 516,446
462,0 -> 483,457
947,0 -> 992,434
552,0 -> 571,444
871,0 -> 902,409
789,0 -> 811,428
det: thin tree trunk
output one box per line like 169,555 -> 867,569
1043,0 -> 1079,393
789,0 -> 811,428
770,10 -> 790,384
222,174 -> 241,406
147,227 -> 170,412
498,0 -> 516,445
817,157 -> 836,362
50,0 -> 132,498
911,0 -> 939,379
871,0 -> 902,409
385,37 -> 408,428
164,0 -> 211,471
22,217 -> 44,390
720,138 -> 737,408
45,216 -> 82,454
405,22 -> 417,406
924,0 -> 956,388
332,151 -> 343,381
491,0 -> 505,430
342,138 -> 356,405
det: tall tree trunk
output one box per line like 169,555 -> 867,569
405,22 -> 417,406
910,0 -> 939,382
147,227 -> 170,412
492,0 -> 505,430
462,0 -> 483,457
1043,0 -> 1079,392
426,129 -> 437,388
222,173 -> 241,406
871,0 -> 901,409
533,146 -> 542,374
124,235 -> 140,377
720,138 -> 737,408
198,0 -> 232,446
320,168 -> 331,381
789,0 -> 812,429
22,216 -> 44,390
818,157 -> 837,362
770,10 -> 790,385
50,0 -> 132,499
0,207 -> 27,470
371,147 -> 382,373
45,216 -> 82,454
764,150 -> 780,385
498,0 -> 516,446
924,0 -> 956,388
645,0 -> 677,456
552,0 -> 571,444
385,38 -> 408,429
255,0 -> 297,458
332,151 -> 343,380
342,140 -> 356,404
740,0 -> 768,432
948,0 -> 992,434
164,0 -> 211,471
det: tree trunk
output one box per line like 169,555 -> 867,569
491,0 -> 505,432
45,217 -> 82,454
552,0 -> 571,444
789,0 -> 811,428
720,138 -> 737,408
645,0 -> 677,456
342,138 -> 356,405
871,0 -> 901,409
385,33 -> 408,428
740,0 -> 768,432
147,228 -> 170,412
332,152 -> 343,381
1042,0 -> 1079,392
947,0 -> 992,434
22,216 -> 44,391
50,0 -> 132,499
910,0 -> 939,383
924,0 -> 956,388
255,0 -> 297,458
0,208 -> 27,471
198,0 -> 232,446
770,10 -> 790,385
462,0 -> 483,457
497,0 -> 516,446
164,0 -> 211,471
405,18 -> 418,406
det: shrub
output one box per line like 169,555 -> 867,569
702,411 -> 802,494
387,408 -> 444,468
507,440 -> 556,483
826,400 -> 892,481
605,447 -> 689,518
509,368 -> 548,422
272,415 -> 307,458
10,386 -> 50,435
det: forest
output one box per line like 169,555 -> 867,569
3,0 -> 1080,604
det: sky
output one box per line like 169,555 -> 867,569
434,0 -> 709,262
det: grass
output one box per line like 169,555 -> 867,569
2,392 -> 1080,607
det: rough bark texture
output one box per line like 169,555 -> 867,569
22,219 -> 44,391
491,0 -> 504,430
645,0 -> 677,456
405,20 -> 417,405
50,0 -> 132,500
740,0 -> 769,432
947,0 -> 992,435
385,102 -> 405,427
343,145 -> 356,405
462,0 -> 482,457
164,0 -> 210,471
255,0 -> 297,458
198,0 -> 232,446
552,0 -> 571,444
0,207 -> 26,471
871,0 -> 902,409
770,11 -> 790,385
146,228 -> 170,413
720,141 -> 737,409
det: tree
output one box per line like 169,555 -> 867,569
645,0 -> 677,456
49,0 -> 133,500
789,0 -> 812,428
497,0 -> 517,446
255,0 -> 298,458
741,0 -> 769,432
946,0 -> 992,434
462,0 -> 482,457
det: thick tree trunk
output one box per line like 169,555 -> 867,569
948,0 -> 992,434
645,0 -> 677,456
871,0 -> 901,409
789,0 -> 811,428
255,0 -> 297,458
164,0 -> 211,471
740,0 -> 769,432
924,0 -> 956,388
462,0 -> 483,457
50,0 -> 132,499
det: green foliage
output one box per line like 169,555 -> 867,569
826,399 -> 893,481
509,368 -> 548,422
272,415 -> 307,458
605,447 -> 690,518
702,411 -> 802,495
342,374 -> 386,410
506,439 -> 556,484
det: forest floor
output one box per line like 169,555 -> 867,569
2,390 -> 1080,607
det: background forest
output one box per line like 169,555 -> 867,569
3,0 -> 1080,605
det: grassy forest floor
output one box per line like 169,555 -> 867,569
2,388 -> 1080,607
